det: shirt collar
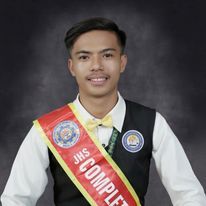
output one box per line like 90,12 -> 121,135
73,92 -> 126,132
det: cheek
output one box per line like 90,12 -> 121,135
103,61 -> 121,73
75,62 -> 91,71
71,62 -> 86,75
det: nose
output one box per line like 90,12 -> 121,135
90,55 -> 103,71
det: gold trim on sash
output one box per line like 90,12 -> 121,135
33,103 -> 141,206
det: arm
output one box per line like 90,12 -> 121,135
1,125 -> 49,206
152,112 -> 206,206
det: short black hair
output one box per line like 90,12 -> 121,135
64,17 -> 126,57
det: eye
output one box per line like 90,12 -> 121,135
78,55 -> 89,61
103,53 -> 113,59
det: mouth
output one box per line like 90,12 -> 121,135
87,75 -> 109,86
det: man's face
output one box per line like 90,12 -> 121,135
68,30 -> 127,99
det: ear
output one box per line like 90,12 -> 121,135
120,54 -> 127,73
68,58 -> 75,76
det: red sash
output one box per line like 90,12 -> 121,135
34,103 -> 141,206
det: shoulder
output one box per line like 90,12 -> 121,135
124,99 -> 156,131
37,104 -> 71,121
124,99 -> 156,113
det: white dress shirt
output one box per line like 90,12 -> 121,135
1,94 -> 206,206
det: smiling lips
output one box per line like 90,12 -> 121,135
87,75 -> 109,86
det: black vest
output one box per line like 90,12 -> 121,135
49,100 -> 156,206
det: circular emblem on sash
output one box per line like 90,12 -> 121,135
122,130 -> 144,153
53,120 -> 80,148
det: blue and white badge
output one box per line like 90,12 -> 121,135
122,130 -> 144,153
53,120 -> 80,148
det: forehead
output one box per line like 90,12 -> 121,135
72,30 -> 120,53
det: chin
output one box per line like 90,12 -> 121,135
88,88 -> 117,99
89,92 -> 108,98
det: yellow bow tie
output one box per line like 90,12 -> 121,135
86,115 -> 113,131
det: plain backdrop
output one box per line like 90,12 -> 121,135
0,0 -> 206,205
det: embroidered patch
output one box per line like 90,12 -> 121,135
122,130 -> 144,153
53,120 -> 80,148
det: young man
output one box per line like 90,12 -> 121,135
1,17 -> 206,206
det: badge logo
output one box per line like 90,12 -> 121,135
53,120 -> 80,148
122,130 -> 144,153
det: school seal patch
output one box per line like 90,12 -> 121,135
122,130 -> 144,153
53,120 -> 80,148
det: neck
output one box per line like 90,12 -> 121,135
79,92 -> 118,119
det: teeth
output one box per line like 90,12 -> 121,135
91,78 -> 106,82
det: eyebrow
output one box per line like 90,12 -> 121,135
100,48 -> 116,53
74,48 -> 116,55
